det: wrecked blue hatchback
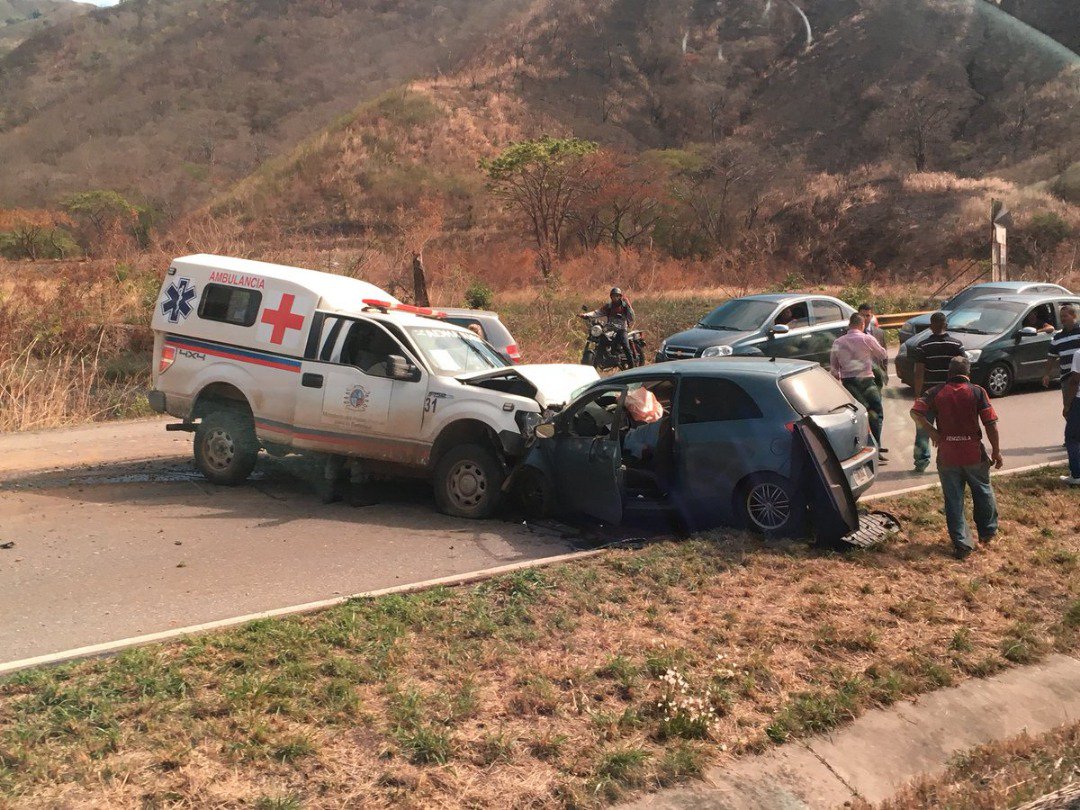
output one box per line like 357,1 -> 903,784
512,357 -> 877,535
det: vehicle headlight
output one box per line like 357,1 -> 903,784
965,349 -> 982,363
701,345 -> 734,358
589,324 -> 603,338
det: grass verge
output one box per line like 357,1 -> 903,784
861,721 -> 1080,809
0,469 -> 1077,807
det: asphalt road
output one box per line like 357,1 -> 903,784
0,378 -> 1069,666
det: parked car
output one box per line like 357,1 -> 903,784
897,294 -> 1080,397
439,308 -> 521,364
511,357 -> 877,535
656,294 -> 856,366
898,281 -> 1071,345
149,254 -> 598,519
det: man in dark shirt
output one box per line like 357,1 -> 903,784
911,356 -> 1003,559
1044,304 -> 1080,410
582,287 -> 636,366
909,312 -> 965,473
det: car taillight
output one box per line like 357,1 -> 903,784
506,343 -> 521,363
159,345 -> 177,374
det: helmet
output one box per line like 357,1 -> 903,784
610,287 -> 623,296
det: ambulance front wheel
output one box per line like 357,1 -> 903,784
194,410 -> 259,486
433,443 -> 505,519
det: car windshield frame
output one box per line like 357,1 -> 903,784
698,299 -> 778,331
945,301 -> 1027,335
943,287 -> 1007,310
779,366 -> 856,416
404,325 -> 509,375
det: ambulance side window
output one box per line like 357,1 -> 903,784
198,284 -> 262,327
327,319 -> 403,379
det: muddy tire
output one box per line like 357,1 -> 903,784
433,443 -> 505,519
734,472 -> 804,537
194,410 -> 258,486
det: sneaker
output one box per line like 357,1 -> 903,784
1060,475 -> 1080,486
914,463 -> 929,474
879,447 -> 889,455
953,545 -> 974,560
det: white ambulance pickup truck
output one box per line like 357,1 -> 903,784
149,255 -> 598,518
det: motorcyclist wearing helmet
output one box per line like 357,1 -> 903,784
581,287 -> 637,367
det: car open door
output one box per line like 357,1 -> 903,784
551,387 -> 626,524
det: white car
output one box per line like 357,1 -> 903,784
149,254 -> 597,518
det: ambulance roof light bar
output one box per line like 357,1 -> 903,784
362,299 -> 447,318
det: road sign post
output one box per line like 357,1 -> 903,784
991,199 -> 1011,282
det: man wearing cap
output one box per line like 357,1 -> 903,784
909,312 -> 965,473
581,287 -> 636,367
910,356 -> 1004,559
830,313 -> 888,455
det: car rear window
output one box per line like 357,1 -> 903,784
779,367 -> 854,416
678,377 -> 762,423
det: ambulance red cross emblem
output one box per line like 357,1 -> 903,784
261,293 -> 305,344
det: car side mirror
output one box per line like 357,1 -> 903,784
769,324 -> 791,337
388,355 -> 421,382
535,423 -> 556,439
1017,326 -> 1038,340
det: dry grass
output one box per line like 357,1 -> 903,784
862,721 -> 1080,810
0,469 -> 1077,808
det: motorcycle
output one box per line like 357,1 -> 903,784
580,306 -> 647,370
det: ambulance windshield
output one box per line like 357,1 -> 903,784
406,327 -> 509,375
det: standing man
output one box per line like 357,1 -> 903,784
1062,348 -> 1080,486
1044,304 -> 1080,413
909,312 -> 965,473
858,302 -> 889,389
910,356 -> 1003,559
831,313 -> 889,455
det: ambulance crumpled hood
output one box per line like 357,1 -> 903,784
456,364 -> 600,409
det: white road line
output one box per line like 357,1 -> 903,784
2,461 -> 1064,676
0,550 -> 603,676
864,460 -> 1063,502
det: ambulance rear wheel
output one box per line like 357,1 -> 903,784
434,444 -> 505,519
194,410 -> 258,486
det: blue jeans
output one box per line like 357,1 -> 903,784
938,460 -> 998,550
914,421 -> 934,469
1066,397 -> 1080,479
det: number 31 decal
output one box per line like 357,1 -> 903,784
424,392 -> 450,413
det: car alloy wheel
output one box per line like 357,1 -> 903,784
746,481 -> 791,531
985,363 -> 1013,398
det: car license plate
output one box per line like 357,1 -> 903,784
852,465 -> 873,487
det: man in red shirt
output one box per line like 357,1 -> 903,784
910,356 -> 1004,559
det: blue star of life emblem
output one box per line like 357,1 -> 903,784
161,277 -> 197,324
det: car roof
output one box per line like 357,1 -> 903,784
736,293 -> 845,305
363,309 -> 472,332
969,281 -> 1067,291
604,356 -> 818,381
967,294 -> 1080,305
438,307 -> 501,319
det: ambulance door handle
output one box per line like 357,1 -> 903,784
301,373 -> 324,389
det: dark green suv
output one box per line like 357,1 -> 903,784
896,294 -> 1080,397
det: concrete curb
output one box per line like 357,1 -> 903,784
862,460 -> 1063,502
621,654 -> 1080,809
0,549 -> 603,676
